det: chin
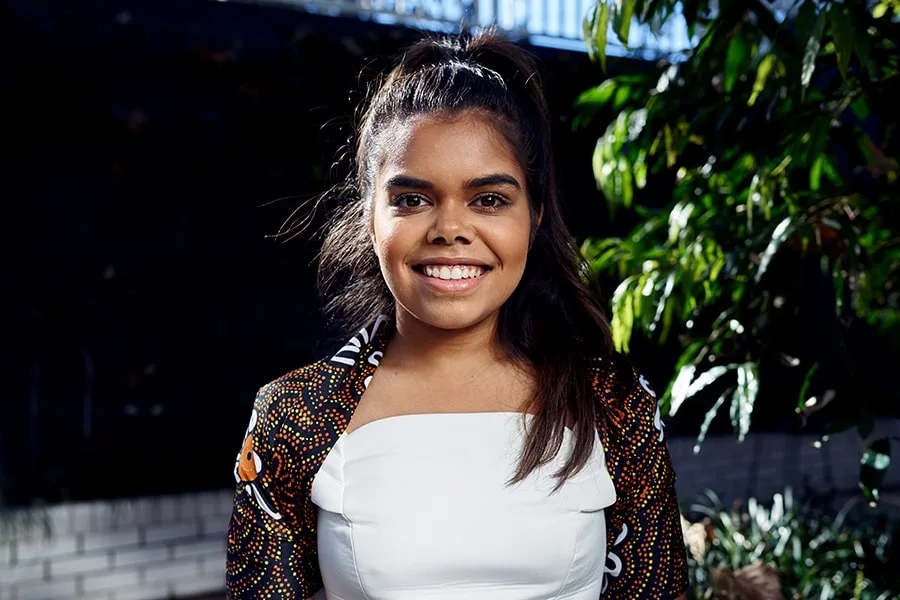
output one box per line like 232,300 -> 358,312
402,303 -> 498,333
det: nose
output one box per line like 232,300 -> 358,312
427,202 -> 473,245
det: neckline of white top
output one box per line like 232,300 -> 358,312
341,411 -> 576,441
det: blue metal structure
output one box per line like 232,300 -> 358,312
227,0 -> 696,58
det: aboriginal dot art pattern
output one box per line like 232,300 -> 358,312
225,316 -> 688,599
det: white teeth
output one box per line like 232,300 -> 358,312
422,265 -> 485,281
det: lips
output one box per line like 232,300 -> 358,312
420,264 -> 486,281
412,261 -> 492,291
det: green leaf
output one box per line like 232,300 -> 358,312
669,364 -> 697,416
756,216 -> 798,283
748,54 -> 776,107
724,28 -> 750,94
575,80 -> 618,109
860,438 -> 891,505
611,276 -> 636,353
855,22 -> 871,65
640,0 -> 662,22
694,388 -> 732,454
584,2 -> 612,71
851,96 -> 870,121
612,85 -> 631,111
651,271 -> 676,332
687,364 -> 733,399
810,153 -> 825,191
730,362 -> 759,441
798,362 -> 820,411
667,201 -> 695,244
612,0 -> 636,48
682,0 -> 701,37
801,10 -> 826,96
828,5 -> 855,79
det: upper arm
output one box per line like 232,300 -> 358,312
226,384 -> 322,599
600,366 -> 689,599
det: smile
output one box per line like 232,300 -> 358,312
412,263 -> 491,293
419,264 -> 487,281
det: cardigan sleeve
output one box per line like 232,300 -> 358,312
225,384 -> 322,599
599,365 -> 689,599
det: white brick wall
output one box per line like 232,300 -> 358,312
0,490 -> 234,600
669,419 -> 900,508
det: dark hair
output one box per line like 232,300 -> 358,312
317,32 -> 614,486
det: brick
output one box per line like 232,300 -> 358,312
46,505 -> 72,539
173,573 -> 225,597
108,498 -> 154,531
112,582 -> 171,600
0,511 -> 51,544
91,500 -> 118,531
15,578 -> 77,600
104,499 -> 131,530
70,503 -> 93,533
83,568 -> 141,593
157,497 -> 181,524
113,545 -> 169,568
3,560 -> 45,585
194,491 -> 221,518
216,490 -> 235,517
0,539 -> 11,566
172,538 -> 225,560
179,493 -> 203,521
83,528 -> 141,553
144,558 -> 200,582
200,515 -> 230,538
139,497 -> 160,525
200,555 -> 226,579
144,522 -> 198,545
49,552 -> 109,577
15,535 -> 77,563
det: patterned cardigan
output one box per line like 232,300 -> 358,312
225,316 -> 689,599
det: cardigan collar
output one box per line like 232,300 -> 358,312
319,314 -> 394,431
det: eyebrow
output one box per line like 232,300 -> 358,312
384,172 -> 522,191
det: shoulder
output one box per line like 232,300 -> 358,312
587,354 -> 665,442
248,359 -> 335,441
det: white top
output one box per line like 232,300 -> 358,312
311,412 -> 617,600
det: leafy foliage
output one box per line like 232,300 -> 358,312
682,489 -> 900,599
580,1 -> 899,499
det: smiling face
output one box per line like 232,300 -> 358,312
370,111 -> 536,333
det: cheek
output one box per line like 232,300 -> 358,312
372,213 -> 407,268
491,219 -> 534,266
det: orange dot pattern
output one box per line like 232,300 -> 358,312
593,360 -> 690,599
225,317 -> 688,599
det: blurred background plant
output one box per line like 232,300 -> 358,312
682,488 -> 899,599
579,0 -> 899,502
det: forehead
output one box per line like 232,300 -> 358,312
375,112 -> 524,185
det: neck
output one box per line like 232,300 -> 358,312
386,310 -> 505,374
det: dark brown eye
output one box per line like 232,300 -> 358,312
474,194 -> 507,209
391,194 -> 429,209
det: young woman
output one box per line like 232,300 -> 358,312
226,32 -> 689,600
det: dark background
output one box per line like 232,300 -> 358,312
6,0 -> 884,508
3,0 -> 643,505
